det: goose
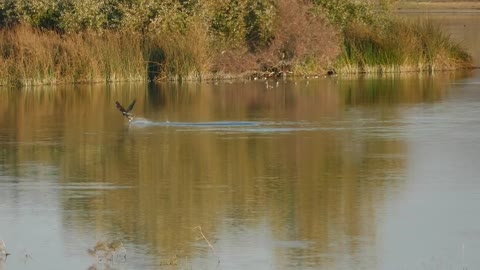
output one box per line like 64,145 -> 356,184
115,99 -> 136,122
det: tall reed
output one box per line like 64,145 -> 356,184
336,18 -> 472,74
144,21 -> 213,81
0,23 -> 214,85
0,25 -> 146,86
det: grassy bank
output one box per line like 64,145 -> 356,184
0,0 -> 473,85
317,0 -> 473,73
336,18 -> 472,73
0,27 -> 145,85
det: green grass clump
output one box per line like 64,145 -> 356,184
336,19 -> 473,73
314,0 -> 472,73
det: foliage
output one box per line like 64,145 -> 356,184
0,0 -> 20,26
0,0 -> 473,84
61,0 -> 124,31
120,0 -> 192,34
313,0 -> 388,30
15,0 -> 69,30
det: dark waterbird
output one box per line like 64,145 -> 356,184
115,99 -> 136,122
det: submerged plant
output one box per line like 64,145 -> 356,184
87,240 -> 126,263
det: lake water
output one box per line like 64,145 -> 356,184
1,14 -> 480,270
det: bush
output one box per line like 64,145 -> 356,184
16,0 -> 70,31
0,0 -> 20,27
313,0 -> 387,30
61,0 -> 124,32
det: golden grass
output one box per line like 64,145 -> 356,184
0,23 -> 216,85
146,21 -> 213,81
0,6 -> 473,86
0,25 -> 146,86
336,18 -> 473,74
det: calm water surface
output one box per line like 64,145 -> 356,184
1,17 -> 480,270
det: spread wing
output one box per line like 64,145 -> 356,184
115,101 -> 127,114
126,99 -> 136,113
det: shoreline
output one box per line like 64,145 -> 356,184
0,1 -> 476,86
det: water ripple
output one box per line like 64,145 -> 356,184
130,118 -> 321,133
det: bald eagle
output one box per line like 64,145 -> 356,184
115,99 -> 136,122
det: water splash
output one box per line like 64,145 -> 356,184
129,118 -> 319,133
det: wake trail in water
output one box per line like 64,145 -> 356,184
129,118 -> 320,133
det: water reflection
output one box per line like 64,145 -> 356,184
0,70 -> 478,270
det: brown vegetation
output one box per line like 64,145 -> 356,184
213,0 -> 340,76
0,0 -> 474,85
0,26 -> 145,86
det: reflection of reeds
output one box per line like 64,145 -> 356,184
0,80 -> 451,268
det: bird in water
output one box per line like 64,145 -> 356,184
115,99 -> 136,122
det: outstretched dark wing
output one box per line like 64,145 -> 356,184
116,99 -> 136,122
115,101 -> 127,114
125,99 -> 136,113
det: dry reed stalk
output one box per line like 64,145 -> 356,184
193,226 -> 217,256
193,225 -> 221,266
0,25 -> 147,85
